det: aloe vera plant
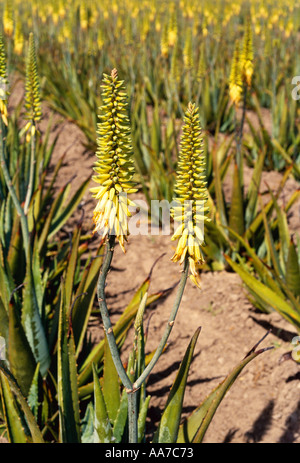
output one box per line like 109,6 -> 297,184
225,195 -> 300,334
1,0 -> 298,443
86,70 -> 273,443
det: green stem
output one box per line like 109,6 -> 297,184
97,234 -> 132,390
236,85 -> 248,188
0,119 -> 30,259
127,390 -> 138,443
97,234 -> 137,442
97,237 -> 189,442
24,122 -> 36,215
133,256 -> 189,390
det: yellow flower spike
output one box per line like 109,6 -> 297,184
197,42 -> 206,82
3,0 -> 14,37
91,69 -> 137,251
24,33 -> 42,139
229,40 -> 243,106
240,17 -> 254,88
168,9 -> 178,47
160,22 -> 169,58
183,28 -> 194,70
0,35 -> 9,126
14,19 -> 24,56
171,103 -> 209,285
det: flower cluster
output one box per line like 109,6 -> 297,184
240,18 -> 254,87
24,33 -> 42,140
229,40 -> 243,106
91,69 -> 137,252
171,102 -> 210,286
0,35 -> 9,126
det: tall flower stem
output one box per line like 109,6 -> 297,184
96,234 -> 132,390
127,389 -> 138,443
0,118 -> 30,259
96,235 -> 189,442
96,234 -> 138,443
235,85 -> 248,188
24,122 -> 36,215
133,256 -> 189,390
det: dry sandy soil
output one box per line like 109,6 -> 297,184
2,82 -> 300,444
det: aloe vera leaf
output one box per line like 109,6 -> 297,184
39,152 -> 66,213
112,349 -> 139,442
57,283 -> 81,443
270,270 -> 300,316
153,327 -> 201,443
285,239 -> 300,297
134,292 -> 148,400
41,120 -> 59,172
47,182 -> 72,230
245,166 -> 294,242
77,275 -> 152,385
21,249 -> 50,378
266,188 -> 290,269
245,196 -> 274,242
252,93 -> 273,151
73,245 -> 104,356
92,363 -> 114,443
113,386 -> 129,443
283,189 -> 300,216
81,402 -> 94,443
150,103 -> 161,157
8,299 -> 36,397
225,255 -> 300,330
0,241 -> 15,309
6,215 -> 24,283
48,176 -> 90,239
0,297 -> 8,341
0,360 -> 44,443
259,196 -> 284,278
31,236 -> 45,318
228,162 -> 245,239
203,76 -> 212,124
78,289 -> 165,390
138,395 -> 151,443
212,142 -> 227,228
27,364 -> 40,420
64,224 -> 82,312
38,183 -> 71,255
177,334 -> 272,443
245,148 -> 266,228
0,371 -> 28,443
296,234 -> 300,268
226,227 -> 285,298
102,335 -> 121,425
271,138 -> 300,178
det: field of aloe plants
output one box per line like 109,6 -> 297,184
0,0 -> 299,445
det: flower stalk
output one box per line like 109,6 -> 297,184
91,68 -> 137,252
229,18 -> 254,186
171,102 -> 209,287
0,35 -> 30,259
23,32 -> 42,215
0,35 -> 9,127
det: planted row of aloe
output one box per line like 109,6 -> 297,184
0,38 -> 273,442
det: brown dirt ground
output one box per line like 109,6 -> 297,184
2,84 -> 300,444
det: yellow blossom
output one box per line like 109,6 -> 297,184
229,40 -> 243,106
171,103 -> 210,287
91,69 -> 138,252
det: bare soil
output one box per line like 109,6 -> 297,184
3,84 -> 300,444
